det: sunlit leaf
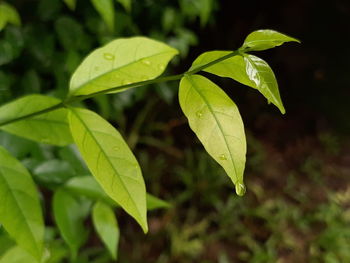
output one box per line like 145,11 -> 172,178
63,0 -> 76,10
69,37 -> 178,96
0,246 -> 38,263
241,29 -> 300,51
92,201 -> 119,260
179,75 -> 246,195
91,0 -> 115,32
0,146 -> 44,260
190,51 -> 285,113
0,2 -> 21,31
0,95 -> 73,146
116,0 -> 131,12
53,189 -> 88,256
68,108 -> 148,232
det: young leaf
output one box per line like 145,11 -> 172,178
92,201 -> 119,260
179,75 -> 246,195
116,0 -> 131,12
190,51 -> 285,113
53,189 -> 88,257
91,0 -> 115,32
69,37 -> 178,96
0,146 -> 44,260
146,194 -> 171,210
0,95 -> 73,145
68,108 -> 148,232
241,29 -> 300,51
63,0 -> 76,10
0,2 -> 21,31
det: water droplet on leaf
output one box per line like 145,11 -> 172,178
113,146 -> 119,151
122,80 -> 132,85
103,53 -> 115,60
196,111 -> 203,118
142,59 -> 151,65
158,64 -> 165,70
235,183 -> 246,196
219,154 -> 227,160
94,66 -> 99,71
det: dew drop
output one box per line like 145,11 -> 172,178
219,154 -> 227,160
196,110 -> 203,118
158,64 -> 165,70
122,80 -> 132,85
142,59 -> 151,65
103,53 -> 115,60
113,146 -> 119,151
235,183 -> 246,196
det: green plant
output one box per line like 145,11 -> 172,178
0,28 -> 299,262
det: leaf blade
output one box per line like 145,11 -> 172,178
0,95 -> 73,146
179,75 -> 246,195
91,0 -> 115,32
68,108 -> 148,232
241,29 -> 300,51
69,37 -> 178,96
0,146 -> 44,259
92,201 -> 119,260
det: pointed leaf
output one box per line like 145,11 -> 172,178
179,75 -> 246,195
92,201 -> 119,260
241,29 -> 300,51
116,0 -> 131,12
0,146 -> 44,259
69,37 -> 178,96
91,0 -> 114,32
0,2 -> 21,31
190,51 -> 285,113
63,0 -> 76,10
0,95 -> 73,146
68,108 -> 148,232
53,189 -> 88,256
146,194 -> 171,210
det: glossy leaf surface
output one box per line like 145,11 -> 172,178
241,29 -> 300,51
0,95 -> 73,145
0,2 -> 21,31
91,0 -> 114,32
53,189 -> 88,255
179,75 -> 246,195
69,37 -> 178,96
0,146 -> 44,259
68,108 -> 148,232
190,51 -> 285,113
92,201 -> 119,260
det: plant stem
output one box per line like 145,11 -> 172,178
0,50 -> 240,127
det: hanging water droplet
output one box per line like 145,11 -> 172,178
196,110 -> 203,118
235,183 -> 246,196
142,59 -> 151,65
219,154 -> 227,160
103,53 -> 115,60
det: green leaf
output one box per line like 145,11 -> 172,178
65,175 -> 170,210
179,75 -> 246,195
92,201 -> 119,260
0,2 -> 21,31
91,0 -> 115,32
116,0 -> 131,12
0,95 -> 73,146
63,0 -> 76,10
190,51 -> 285,113
0,246 -> 38,263
69,37 -> 178,96
0,146 -> 44,260
241,29 -> 300,51
53,189 -> 88,256
68,108 -> 148,232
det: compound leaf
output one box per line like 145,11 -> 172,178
92,201 -> 119,260
0,146 -> 44,260
241,29 -> 300,51
0,95 -> 73,146
179,75 -> 246,195
91,0 -> 114,32
68,108 -> 148,232
69,37 -> 178,96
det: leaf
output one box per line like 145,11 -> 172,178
0,146 -> 44,260
69,37 -> 178,96
116,0 -> 131,12
63,0 -> 76,10
65,175 -> 170,210
0,95 -> 73,146
190,51 -> 285,113
92,201 -> 119,260
68,108 -> 148,232
0,246 -> 38,263
0,2 -> 21,31
241,29 -> 300,51
91,0 -> 115,32
179,75 -> 246,195
52,189 -> 88,256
